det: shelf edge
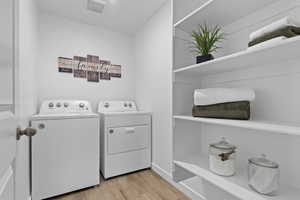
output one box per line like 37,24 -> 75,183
174,115 -> 300,136
173,36 -> 300,75
174,160 -> 266,200
173,0 -> 214,28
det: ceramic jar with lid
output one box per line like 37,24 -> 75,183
248,154 -> 280,195
209,138 -> 237,176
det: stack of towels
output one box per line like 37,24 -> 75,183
193,88 -> 255,120
248,17 -> 300,50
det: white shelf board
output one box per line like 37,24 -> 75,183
174,0 -> 279,33
174,115 -> 300,136
174,37 -> 300,76
174,155 -> 300,200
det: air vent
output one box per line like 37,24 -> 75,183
87,0 -> 107,13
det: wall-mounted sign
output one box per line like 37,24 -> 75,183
99,60 -> 111,80
87,71 -> 99,82
58,57 -> 73,73
58,54 -> 122,83
110,64 -> 122,78
73,56 -> 87,78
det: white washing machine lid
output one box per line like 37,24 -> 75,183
31,113 -> 99,121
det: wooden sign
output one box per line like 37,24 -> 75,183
58,55 -> 122,83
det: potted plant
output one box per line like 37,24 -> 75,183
190,24 -> 225,64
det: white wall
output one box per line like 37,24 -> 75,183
16,0 -> 39,199
134,1 -> 173,174
37,13 -> 136,110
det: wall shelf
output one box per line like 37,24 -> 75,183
174,115 -> 300,136
174,0 -> 279,33
174,155 -> 300,200
174,36 -> 300,76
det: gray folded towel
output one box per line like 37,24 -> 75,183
248,26 -> 300,47
192,101 -> 250,120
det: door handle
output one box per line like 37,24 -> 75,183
16,127 -> 37,140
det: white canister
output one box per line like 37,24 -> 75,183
248,154 -> 280,195
209,138 -> 237,176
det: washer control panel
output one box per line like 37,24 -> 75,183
40,100 -> 92,114
98,101 -> 137,113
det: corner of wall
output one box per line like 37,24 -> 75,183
134,0 -> 173,177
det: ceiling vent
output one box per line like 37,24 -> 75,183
87,0 -> 107,13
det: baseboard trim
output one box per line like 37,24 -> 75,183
151,163 -> 205,200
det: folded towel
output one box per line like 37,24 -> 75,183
192,101 -> 250,120
250,17 -> 300,41
194,88 -> 255,106
248,26 -> 300,47
247,36 -> 287,51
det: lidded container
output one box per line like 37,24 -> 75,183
248,154 -> 280,196
209,138 -> 236,176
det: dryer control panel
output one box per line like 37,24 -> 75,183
39,100 -> 93,114
98,101 -> 137,113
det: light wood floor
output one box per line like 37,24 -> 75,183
51,170 -> 191,200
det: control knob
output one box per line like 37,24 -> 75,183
104,103 -> 110,108
79,103 -> 85,108
48,102 -> 54,108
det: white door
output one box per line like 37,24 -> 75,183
0,113 -> 17,200
0,0 -> 19,199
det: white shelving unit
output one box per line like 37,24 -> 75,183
174,37 -> 300,76
174,156 -> 300,200
172,0 -> 300,199
174,0 -> 280,33
174,115 -> 300,136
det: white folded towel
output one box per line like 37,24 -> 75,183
194,88 -> 255,106
247,36 -> 287,52
250,17 -> 300,41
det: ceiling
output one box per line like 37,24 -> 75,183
37,0 -> 168,35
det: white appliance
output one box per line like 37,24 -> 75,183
98,101 -> 151,179
30,100 -> 100,200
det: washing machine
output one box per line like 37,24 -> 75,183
30,100 -> 99,200
98,101 -> 151,179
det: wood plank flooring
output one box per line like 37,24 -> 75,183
51,170 -> 191,200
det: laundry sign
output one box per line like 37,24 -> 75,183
58,57 -> 73,73
58,55 -> 122,82
73,56 -> 87,78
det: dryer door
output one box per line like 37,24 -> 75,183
107,125 -> 149,154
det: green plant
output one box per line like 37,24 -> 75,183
190,24 -> 225,56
